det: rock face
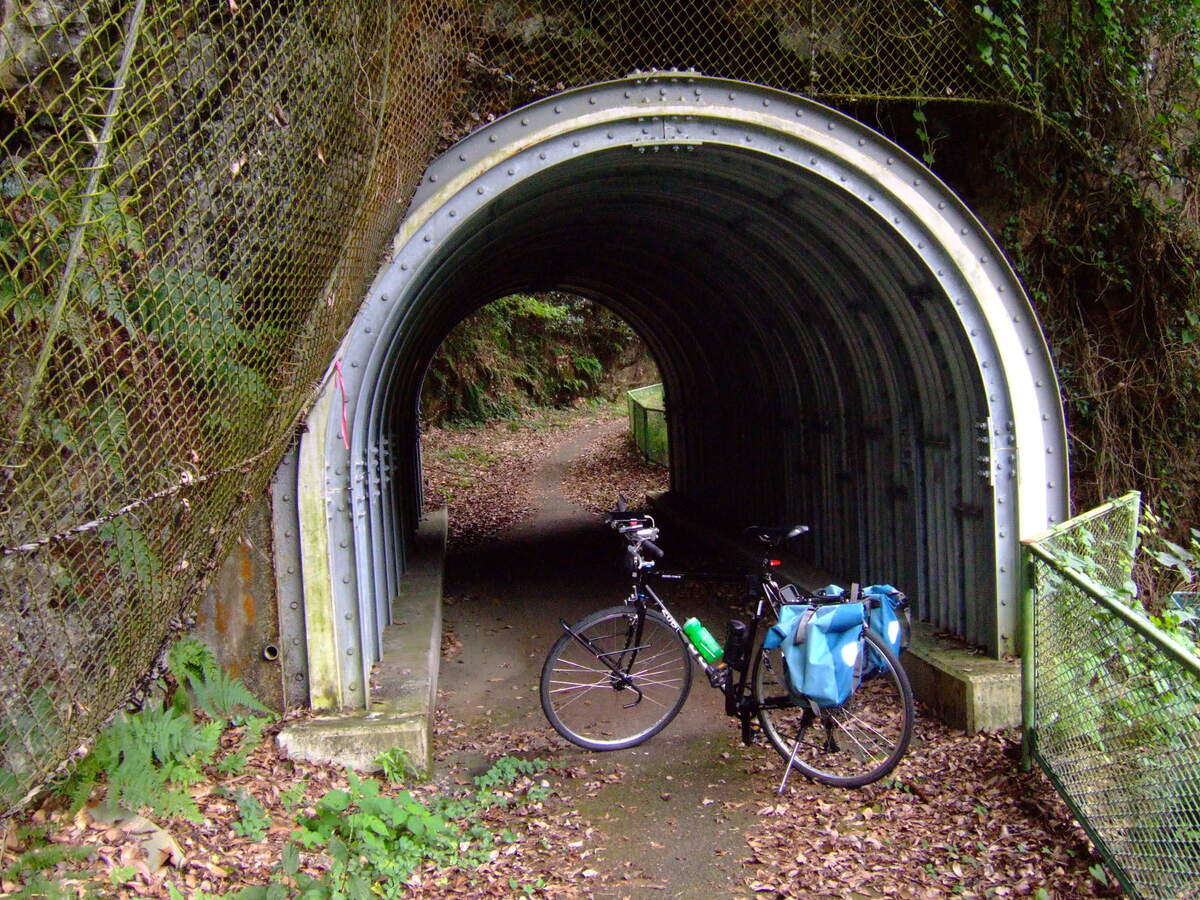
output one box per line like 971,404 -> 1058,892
0,0 -> 90,92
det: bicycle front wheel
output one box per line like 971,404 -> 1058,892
540,606 -> 693,751
753,628 -> 914,788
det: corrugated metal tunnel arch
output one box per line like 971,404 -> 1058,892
284,73 -> 1069,710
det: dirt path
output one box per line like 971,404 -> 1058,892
438,421 -> 767,897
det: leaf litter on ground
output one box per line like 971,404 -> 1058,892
2,407 -> 1121,897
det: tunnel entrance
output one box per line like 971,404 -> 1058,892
280,73 -> 1068,710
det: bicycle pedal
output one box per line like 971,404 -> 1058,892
707,663 -> 730,689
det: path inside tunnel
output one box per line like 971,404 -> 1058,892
435,419 -> 783,897
426,417 -> 1107,898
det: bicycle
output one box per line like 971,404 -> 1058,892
538,501 -> 915,788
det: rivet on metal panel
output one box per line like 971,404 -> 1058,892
1036,380 -> 1044,387
981,361 -> 989,369
811,158 -> 818,165
365,326 -> 372,334
521,117 -> 529,125
624,90 -> 632,98
827,123 -> 835,130
343,576 -> 350,584
284,530 -> 292,538
539,152 -> 546,160
293,672 -> 304,682
712,129 -> 719,136
347,648 -> 354,656
379,294 -> 388,303
917,242 -> 924,249
429,175 -> 437,183
606,132 -> 614,140
350,361 -> 358,368
858,138 -> 865,146
938,202 -> 945,209
349,683 -> 357,693
762,99 -> 770,107
868,194 -> 874,202
339,541 -> 347,548
695,88 -> 702,96
588,97 -> 596,105
423,235 -> 431,243
507,168 -> 514,175
292,638 -> 300,646
290,601 -> 298,610
887,157 -> 894,165
970,329 -> 977,336
572,140 -> 580,148
449,210 -> 456,217
458,153 -> 466,161
937,269 -> 944,276
912,178 -> 920,186
345,613 -> 352,620
1042,414 -> 1049,421
794,109 -> 802,117
728,92 -> 735,99
893,217 -> 900,224
287,566 -> 294,574
400,263 -> 408,271
553,105 -> 561,113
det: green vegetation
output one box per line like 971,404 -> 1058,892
59,637 -> 274,823
420,292 -> 646,425
952,1 -> 1200,531
218,756 -> 549,899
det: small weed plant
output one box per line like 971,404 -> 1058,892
226,756 -> 549,899
59,637 -> 274,823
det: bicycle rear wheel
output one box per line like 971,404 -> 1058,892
540,606 -> 692,751
753,628 -> 913,788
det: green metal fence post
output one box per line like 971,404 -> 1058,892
1019,544 -> 1036,772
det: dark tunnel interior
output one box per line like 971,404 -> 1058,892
375,145 -> 995,639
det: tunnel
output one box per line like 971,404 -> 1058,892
274,73 -> 1069,710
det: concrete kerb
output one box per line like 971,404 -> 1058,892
277,508 -> 447,774
648,492 -> 1020,734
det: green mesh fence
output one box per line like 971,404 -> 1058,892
0,0 -> 1007,815
1023,493 -> 1200,899
627,383 -> 667,467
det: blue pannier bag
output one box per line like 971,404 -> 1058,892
863,584 -> 905,676
763,601 -> 866,707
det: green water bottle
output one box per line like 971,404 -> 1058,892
682,617 -> 724,664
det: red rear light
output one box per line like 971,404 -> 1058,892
769,559 -> 782,567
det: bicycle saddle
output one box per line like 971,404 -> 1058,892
745,525 -> 810,547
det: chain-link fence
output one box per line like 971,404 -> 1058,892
0,0 -> 1000,814
1023,493 -> 1200,899
627,383 -> 667,467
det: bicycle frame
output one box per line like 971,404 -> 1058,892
559,549 -> 792,747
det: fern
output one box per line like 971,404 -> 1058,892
215,715 -> 271,775
190,666 -> 271,719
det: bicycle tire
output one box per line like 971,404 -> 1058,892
753,627 -> 914,788
540,606 -> 693,751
